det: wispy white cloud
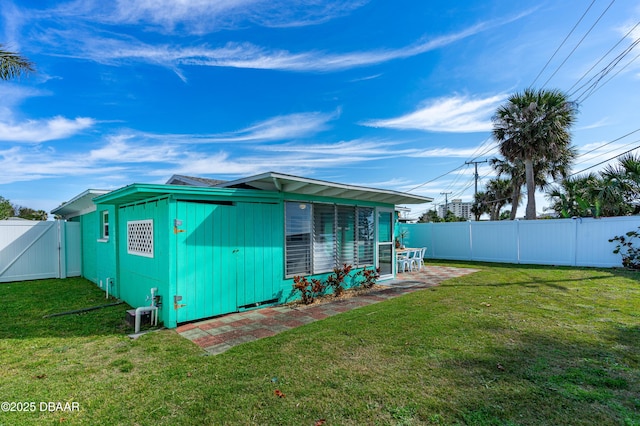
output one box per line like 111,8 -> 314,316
102,111 -> 338,144
0,1 -> 26,49
577,118 -> 610,130
410,146 -> 498,158
0,116 -> 95,143
0,128 -> 399,185
0,145 -> 122,184
30,8 -> 534,75
87,134 -> 180,162
84,23 -> 493,72
0,84 -> 49,120
205,111 -> 338,142
350,73 -> 382,82
573,141 -> 640,171
255,139 -> 411,156
362,94 -> 507,133
43,0 -> 369,34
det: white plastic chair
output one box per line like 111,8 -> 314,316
409,248 -> 425,271
396,252 -> 410,273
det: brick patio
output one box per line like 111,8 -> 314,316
176,265 -> 478,355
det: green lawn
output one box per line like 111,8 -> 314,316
1,262 -> 638,425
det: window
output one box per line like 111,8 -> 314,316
100,210 -> 109,240
357,207 -> 374,265
284,202 -> 375,277
336,205 -> 356,266
127,219 -> 154,258
285,203 -> 311,276
313,203 -> 336,273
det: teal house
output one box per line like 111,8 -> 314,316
52,172 -> 431,328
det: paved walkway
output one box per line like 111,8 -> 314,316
176,265 -> 478,355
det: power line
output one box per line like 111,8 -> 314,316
575,38 -> 640,103
542,0 -> 617,89
575,138 -> 640,166
567,19 -> 640,94
572,35 -> 640,103
530,0 -> 597,88
569,143 -> 640,177
407,163 -> 466,193
466,159 -> 489,198
573,127 -> 640,164
466,137 -> 494,162
594,50 -> 640,94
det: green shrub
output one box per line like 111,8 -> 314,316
609,227 -> 640,269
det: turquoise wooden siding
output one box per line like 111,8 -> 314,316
118,198 -> 170,309
175,201 -> 283,323
96,205 -> 117,296
78,212 -> 98,283
236,202 -> 283,307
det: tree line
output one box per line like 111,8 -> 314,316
0,196 -> 48,221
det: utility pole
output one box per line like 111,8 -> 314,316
465,159 -> 488,199
440,191 -> 452,219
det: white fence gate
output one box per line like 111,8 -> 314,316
400,216 -> 640,268
0,220 -> 81,283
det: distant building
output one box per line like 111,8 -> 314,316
438,199 -> 474,221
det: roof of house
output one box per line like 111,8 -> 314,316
54,172 -> 432,217
218,172 -> 432,205
165,174 -> 228,187
50,189 -> 111,219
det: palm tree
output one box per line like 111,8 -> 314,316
491,149 -> 575,220
546,173 -> 602,218
493,89 -> 578,219
0,44 -> 34,80
490,158 -> 524,220
472,191 -> 491,221
485,177 -> 512,221
601,153 -> 640,213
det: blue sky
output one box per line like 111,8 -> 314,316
1,0 -> 639,219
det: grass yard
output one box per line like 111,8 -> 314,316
0,262 -> 639,425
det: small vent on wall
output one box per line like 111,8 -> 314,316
127,219 -> 154,258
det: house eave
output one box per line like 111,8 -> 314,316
93,183 -> 281,206
217,172 -> 433,205
50,189 -> 110,219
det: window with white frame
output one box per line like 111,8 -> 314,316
285,203 -> 311,276
127,219 -> 154,258
284,202 -> 375,277
101,211 -> 109,239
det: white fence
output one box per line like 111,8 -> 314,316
0,220 -> 81,283
400,216 -> 640,268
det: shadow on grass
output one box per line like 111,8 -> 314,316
0,277 -> 132,339
468,274 -> 615,290
431,259 -> 640,290
436,326 -> 640,425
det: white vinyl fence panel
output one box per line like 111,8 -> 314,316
470,221 -> 519,263
0,220 -> 81,283
401,216 -> 640,268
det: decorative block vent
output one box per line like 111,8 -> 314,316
127,220 -> 154,258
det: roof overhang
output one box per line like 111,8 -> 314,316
217,172 -> 432,205
50,189 -> 110,219
165,174 -> 228,187
93,183 -> 281,206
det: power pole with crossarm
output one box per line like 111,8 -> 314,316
465,159 -> 488,199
